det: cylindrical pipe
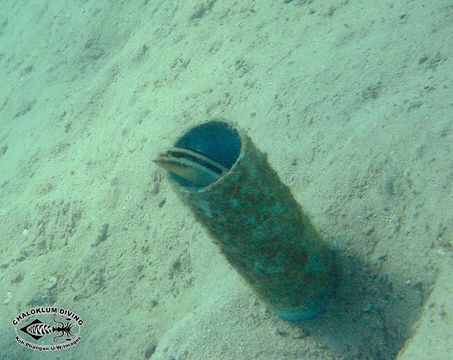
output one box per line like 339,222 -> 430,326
154,120 -> 336,322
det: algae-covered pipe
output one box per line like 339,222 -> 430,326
154,120 -> 336,322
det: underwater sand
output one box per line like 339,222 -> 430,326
0,0 -> 452,359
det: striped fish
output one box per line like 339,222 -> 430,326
153,147 -> 227,187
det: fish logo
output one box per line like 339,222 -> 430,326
12,307 -> 83,352
19,317 -> 76,342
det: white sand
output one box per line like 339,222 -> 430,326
0,1 -> 451,359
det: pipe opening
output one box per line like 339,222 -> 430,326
170,120 -> 241,188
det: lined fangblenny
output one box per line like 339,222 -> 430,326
153,147 -> 228,187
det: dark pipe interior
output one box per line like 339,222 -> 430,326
171,120 -> 241,187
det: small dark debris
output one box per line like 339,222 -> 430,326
428,52 -> 445,69
14,100 -> 36,118
12,273 -> 24,283
0,145 -> 7,155
93,223 -> 109,247
64,121 -> 72,133
148,173 -> 161,196
418,55 -> 428,64
325,6 -> 337,17
21,65 -> 33,75
168,256 -> 189,280
111,176 -> 119,186
365,226 -> 375,236
27,291 -> 57,307
384,178 -> 395,196
189,0 -> 216,20
361,82 -> 381,100
144,343 -> 157,359
134,44 -> 149,63
172,258 -> 182,272
16,248 -> 32,262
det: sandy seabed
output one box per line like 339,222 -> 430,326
0,1 -> 452,359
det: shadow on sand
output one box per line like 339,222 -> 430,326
296,250 -> 428,359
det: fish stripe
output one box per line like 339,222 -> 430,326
162,147 -> 228,174
27,323 -> 54,336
